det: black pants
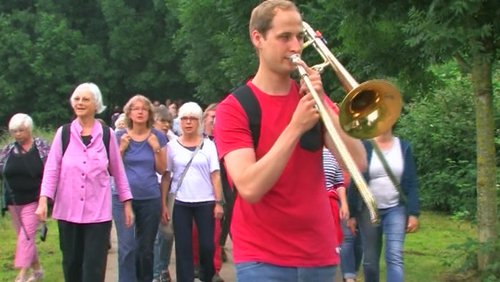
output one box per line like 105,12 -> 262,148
173,201 -> 215,282
58,220 -> 112,282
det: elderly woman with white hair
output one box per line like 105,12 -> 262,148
160,102 -> 224,282
35,82 -> 133,282
0,113 -> 50,282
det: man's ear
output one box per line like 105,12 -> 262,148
250,30 -> 263,49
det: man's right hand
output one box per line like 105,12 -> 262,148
290,92 -> 320,134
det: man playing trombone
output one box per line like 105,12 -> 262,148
214,0 -> 367,281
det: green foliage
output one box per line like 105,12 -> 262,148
397,61 -> 499,217
404,0 -> 499,64
0,11 -> 37,122
0,0 -> 194,128
445,237 -> 480,271
445,236 -> 500,281
30,12 -> 107,125
97,0 -> 194,103
310,0 -> 438,101
398,62 -> 474,214
167,0 -> 258,103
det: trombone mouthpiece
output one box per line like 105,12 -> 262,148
289,54 -> 301,64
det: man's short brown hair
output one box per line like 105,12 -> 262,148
249,0 -> 299,38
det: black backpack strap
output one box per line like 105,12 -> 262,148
300,122 -> 322,151
232,84 -> 261,148
218,158 -> 232,245
219,84 -> 261,245
61,123 -> 71,156
101,123 -> 111,160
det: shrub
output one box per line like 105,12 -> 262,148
396,61 -> 500,218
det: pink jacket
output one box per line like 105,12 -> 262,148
40,120 -> 132,223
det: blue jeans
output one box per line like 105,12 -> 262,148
113,196 -> 161,282
153,223 -> 174,278
173,201 -> 215,282
358,204 -> 406,282
340,220 -> 363,279
236,262 -> 336,282
113,195 -> 136,282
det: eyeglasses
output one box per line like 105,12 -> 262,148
131,107 -> 149,112
180,116 -> 199,122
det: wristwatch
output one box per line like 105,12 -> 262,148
216,200 -> 225,206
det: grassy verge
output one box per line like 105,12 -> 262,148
0,217 -> 62,282
0,211 -> 476,282
403,211 -> 476,281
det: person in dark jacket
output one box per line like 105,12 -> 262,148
348,127 -> 420,282
0,113 -> 50,282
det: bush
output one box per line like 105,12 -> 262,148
396,62 -> 499,218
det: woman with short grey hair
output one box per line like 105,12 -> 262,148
0,113 -> 50,282
36,82 -> 133,282
161,102 -> 224,282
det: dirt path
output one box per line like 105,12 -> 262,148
105,223 -> 344,282
105,224 -> 236,282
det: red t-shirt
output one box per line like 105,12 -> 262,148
215,80 -> 339,267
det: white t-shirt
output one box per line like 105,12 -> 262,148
166,138 -> 220,203
368,137 -> 404,209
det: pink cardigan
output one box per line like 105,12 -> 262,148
40,120 -> 132,224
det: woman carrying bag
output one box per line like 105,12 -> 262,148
160,102 -> 224,282
0,113 -> 50,282
348,127 -> 420,282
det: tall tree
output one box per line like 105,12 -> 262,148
327,0 -> 498,272
0,11 -> 37,122
0,0 -> 195,127
0,7 -> 108,126
165,0 -> 258,103
99,0 -> 193,106
406,0 -> 498,272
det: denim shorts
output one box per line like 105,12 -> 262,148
235,261 -> 336,282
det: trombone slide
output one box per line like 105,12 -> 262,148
289,54 -> 379,224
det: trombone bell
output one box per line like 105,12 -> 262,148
339,80 -> 402,139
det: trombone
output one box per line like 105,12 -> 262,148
290,21 -> 403,224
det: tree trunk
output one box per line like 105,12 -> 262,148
471,53 -> 498,271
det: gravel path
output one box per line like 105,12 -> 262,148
105,224 -> 236,282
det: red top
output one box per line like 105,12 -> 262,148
215,80 -> 339,266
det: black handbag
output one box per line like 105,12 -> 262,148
39,223 -> 48,242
